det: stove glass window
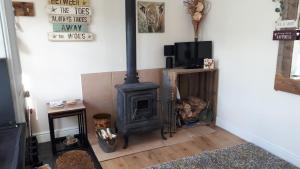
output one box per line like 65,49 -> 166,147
137,100 -> 149,110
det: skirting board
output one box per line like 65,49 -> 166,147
216,117 -> 300,167
33,127 -> 79,143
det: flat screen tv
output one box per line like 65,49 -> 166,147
174,41 -> 212,68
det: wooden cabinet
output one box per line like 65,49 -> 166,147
161,68 -> 218,134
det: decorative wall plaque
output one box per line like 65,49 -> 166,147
273,30 -> 300,40
47,5 -> 91,15
53,23 -> 88,32
47,0 -> 94,41
275,20 -> 298,29
48,32 -> 94,41
49,15 -> 91,24
48,0 -> 89,6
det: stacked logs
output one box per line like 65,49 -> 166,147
177,96 -> 207,123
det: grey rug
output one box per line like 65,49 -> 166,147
145,143 -> 298,169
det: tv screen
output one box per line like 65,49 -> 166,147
174,41 -> 212,68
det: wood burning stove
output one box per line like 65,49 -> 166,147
116,83 -> 165,148
115,0 -> 166,149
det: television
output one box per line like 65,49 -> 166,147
174,41 -> 212,68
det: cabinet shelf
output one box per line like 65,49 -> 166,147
161,68 -> 219,135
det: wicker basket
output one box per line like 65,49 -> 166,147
93,113 -> 111,131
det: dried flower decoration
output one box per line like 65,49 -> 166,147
184,0 -> 209,41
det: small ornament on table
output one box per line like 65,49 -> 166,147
49,100 -> 65,108
204,58 -> 215,69
63,135 -> 78,147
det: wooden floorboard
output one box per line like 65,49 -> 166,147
100,127 -> 246,169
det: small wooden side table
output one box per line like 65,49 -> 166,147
47,100 -> 87,154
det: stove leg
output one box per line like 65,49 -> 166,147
123,134 -> 129,149
161,126 -> 167,140
114,121 -> 118,134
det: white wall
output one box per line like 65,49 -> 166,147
202,0 -> 300,167
16,0 -> 193,141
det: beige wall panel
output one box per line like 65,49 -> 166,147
82,69 -> 163,133
111,71 -> 126,124
81,72 -> 113,133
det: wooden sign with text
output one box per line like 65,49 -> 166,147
48,32 -> 94,41
53,23 -> 88,32
273,30 -> 300,40
47,5 -> 91,15
275,20 -> 298,29
49,15 -> 91,24
48,0 -> 89,6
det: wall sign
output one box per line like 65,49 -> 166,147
47,5 -> 91,15
273,30 -> 300,40
275,20 -> 298,29
48,32 -> 94,41
48,0 -> 89,6
53,23 -> 88,32
49,15 -> 91,24
47,0 -> 94,42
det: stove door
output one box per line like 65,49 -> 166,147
126,91 -> 158,124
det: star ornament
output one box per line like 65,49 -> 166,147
51,6 -> 57,12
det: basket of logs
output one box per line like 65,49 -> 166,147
96,128 -> 117,153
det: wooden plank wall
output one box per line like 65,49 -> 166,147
275,0 -> 300,95
81,69 -> 162,133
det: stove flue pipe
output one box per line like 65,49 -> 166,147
124,0 -> 139,84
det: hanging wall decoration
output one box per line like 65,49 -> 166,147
13,2 -> 35,16
48,0 -> 89,6
138,1 -> 165,33
273,0 -> 299,30
273,30 -> 300,41
47,5 -> 91,15
49,15 -> 91,24
47,0 -> 94,41
53,23 -> 88,32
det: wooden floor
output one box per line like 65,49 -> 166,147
100,127 -> 246,169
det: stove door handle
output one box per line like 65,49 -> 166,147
131,108 -> 138,120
